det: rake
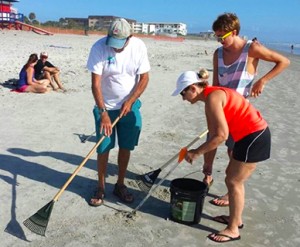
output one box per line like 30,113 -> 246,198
130,147 -> 187,216
135,129 -> 208,193
81,131 -> 96,143
23,117 -> 120,236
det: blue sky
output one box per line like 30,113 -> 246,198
14,0 -> 300,43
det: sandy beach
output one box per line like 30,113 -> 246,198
1,30 -> 300,247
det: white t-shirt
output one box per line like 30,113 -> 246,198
87,36 -> 151,110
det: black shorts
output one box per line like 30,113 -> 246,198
36,74 -> 44,80
233,127 -> 271,163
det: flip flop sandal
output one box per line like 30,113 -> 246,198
89,187 -> 105,207
209,195 -> 229,207
212,215 -> 244,229
113,183 -> 134,203
208,233 -> 241,243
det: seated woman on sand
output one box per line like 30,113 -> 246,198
17,53 -> 51,93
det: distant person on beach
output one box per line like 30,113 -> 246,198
291,44 -> 294,53
172,70 -> 271,243
202,12 -> 290,209
34,52 -> 65,92
86,18 -> 150,206
17,53 -> 50,93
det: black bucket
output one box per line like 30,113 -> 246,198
170,178 -> 207,225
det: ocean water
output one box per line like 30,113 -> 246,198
263,42 -> 300,56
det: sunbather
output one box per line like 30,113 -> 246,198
17,53 -> 50,93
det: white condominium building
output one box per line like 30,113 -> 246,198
146,22 -> 187,36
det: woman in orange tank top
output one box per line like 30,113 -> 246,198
172,71 -> 271,243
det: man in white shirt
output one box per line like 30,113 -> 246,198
87,18 -> 150,206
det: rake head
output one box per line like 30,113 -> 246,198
23,200 -> 54,236
80,134 -> 88,143
135,168 -> 161,193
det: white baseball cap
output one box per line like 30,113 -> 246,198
172,71 -> 200,96
40,52 -> 48,57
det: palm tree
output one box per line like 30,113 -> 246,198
28,12 -> 36,23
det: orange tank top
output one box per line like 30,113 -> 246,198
204,86 -> 268,142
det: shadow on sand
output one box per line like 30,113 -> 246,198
1,148 -> 175,239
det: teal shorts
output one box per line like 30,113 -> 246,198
93,99 -> 142,154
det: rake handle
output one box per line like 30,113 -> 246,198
53,116 -> 120,202
159,129 -> 208,170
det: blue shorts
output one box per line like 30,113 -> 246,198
93,100 -> 142,154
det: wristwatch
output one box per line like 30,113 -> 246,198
98,107 -> 107,113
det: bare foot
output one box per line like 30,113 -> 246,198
210,194 -> 229,206
59,87 -> 67,92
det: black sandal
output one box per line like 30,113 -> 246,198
113,183 -> 134,203
89,187 -> 105,207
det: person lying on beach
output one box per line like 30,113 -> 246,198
34,52 -> 66,92
172,70 -> 271,243
202,12 -> 290,207
17,53 -> 50,93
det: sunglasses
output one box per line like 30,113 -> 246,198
215,31 -> 233,43
180,86 -> 190,96
41,56 -> 48,59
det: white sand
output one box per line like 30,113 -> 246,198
1,30 -> 300,247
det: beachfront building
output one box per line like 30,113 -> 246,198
199,31 -> 215,39
0,0 -> 23,29
146,22 -> 187,36
133,22 -> 156,34
63,15 -> 186,37
88,15 -> 136,31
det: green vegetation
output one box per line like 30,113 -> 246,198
23,13 -> 87,30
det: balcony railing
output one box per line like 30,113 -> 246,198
0,12 -> 24,23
